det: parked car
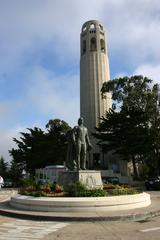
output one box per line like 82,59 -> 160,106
102,176 -> 119,185
145,176 -> 160,190
2,179 -> 13,188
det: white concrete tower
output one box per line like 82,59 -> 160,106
80,20 -> 112,167
80,20 -> 111,133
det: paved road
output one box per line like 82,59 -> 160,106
0,190 -> 69,239
1,190 -> 160,239
0,189 -> 17,202
1,215 -> 160,240
44,216 -> 160,240
0,216 -> 69,240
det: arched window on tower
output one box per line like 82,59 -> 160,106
90,37 -> 96,51
82,40 -> 86,54
90,23 -> 95,30
100,39 -> 105,52
89,24 -> 96,34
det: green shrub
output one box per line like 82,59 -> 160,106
19,179 -> 139,197
19,179 -> 64,197
48,182 -> 56,192
33,182 -> 41,191
30,191 -> 43,197
138,164 -> 150,180
20,178 -> 35,187
111,187 -> 139,195
67,181 -> 86,197
85,188 -> 108,197
67,181 -> 107,197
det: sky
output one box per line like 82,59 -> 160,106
1,0 -> 160,162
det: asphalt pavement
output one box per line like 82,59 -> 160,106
0,189 -> 160,222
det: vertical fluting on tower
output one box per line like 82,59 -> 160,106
80,20 -> 111,133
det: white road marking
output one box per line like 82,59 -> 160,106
0,219 -> 69,239
140,227 -> 160,232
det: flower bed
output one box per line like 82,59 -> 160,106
19,181 -> 65,197
19,180 -> 139,197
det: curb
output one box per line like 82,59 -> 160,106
1,202 -> 160,222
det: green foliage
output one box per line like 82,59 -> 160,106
67,181 -> 87,196
48,182 -> 57,192
20,178 -> 41,192
46,119 -> 71,133
8,159 -> 23,186
42,182 -> 63,193
31,191 -> 46,197
101,75 -> 154,110
20,178 -> 35,187
9,119 -> 71,175
0,156 -> 23,186
94,75 -> 160,176
86,188 -> 107,197
111,187 -> 139,195
67,181 -> 107,197
103,183 -> 139,195
9,127 -> 47,174
19,180 -> 140,197
138,164 -> 150,180
19,179 -> 64,197
20,189 -> 47,197
0,156 -> 9,178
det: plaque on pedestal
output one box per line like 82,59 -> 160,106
58,170 -> 103,190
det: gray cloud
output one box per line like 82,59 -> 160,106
0,0 -> 160,161
134,64 -> 160,84
0,0 -> 160,72
102,0 -> 160,67
25,66 -> 80,126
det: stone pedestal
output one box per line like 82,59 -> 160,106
58,170 -> 103,190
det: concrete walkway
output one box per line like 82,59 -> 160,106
0,189 -> 17,202
0,190 -> 160,222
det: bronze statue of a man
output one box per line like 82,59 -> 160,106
73,117 -> 92,170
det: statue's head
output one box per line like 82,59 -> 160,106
78,117 -> 84,125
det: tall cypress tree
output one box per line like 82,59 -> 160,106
94,75 -> 160,176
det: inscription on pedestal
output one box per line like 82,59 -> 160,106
58,170 -> 103,190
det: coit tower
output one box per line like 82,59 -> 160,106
80,20 -> 111,131
80,20 -> 111,165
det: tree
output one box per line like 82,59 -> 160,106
45,119 -> 72,166
0,156 -> 9,178
9,119 -> 71,175
94,75 -> 160,177
9,159 -> 23,186
9,127 -> 46,174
